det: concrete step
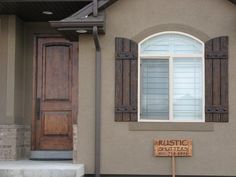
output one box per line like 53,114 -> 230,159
0,160 -> 84,177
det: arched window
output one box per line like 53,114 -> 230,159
138,32 -> 204,122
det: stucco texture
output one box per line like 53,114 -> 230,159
0,16 -> 24,125
77,0 -> 236,175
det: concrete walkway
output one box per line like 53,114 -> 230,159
0,160 -> 84,177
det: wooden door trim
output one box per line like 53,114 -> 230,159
31,34 -> 78,150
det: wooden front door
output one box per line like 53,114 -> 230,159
32,36 -> 78,150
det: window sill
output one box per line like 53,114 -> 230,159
129,122 -> 214,131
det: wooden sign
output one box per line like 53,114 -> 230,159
154,139 -> 192,157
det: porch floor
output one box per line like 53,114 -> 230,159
0,160 -> 84,177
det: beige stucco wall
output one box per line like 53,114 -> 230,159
0,16 -> 10,124
14,16 -> 24,125
0,16 -> 24,125
77,0 -> 236,175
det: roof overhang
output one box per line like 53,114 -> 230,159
0,1 -> 93,22
0,0 -> 117,41
50,12 -> 106,40
50,0 -> 116,41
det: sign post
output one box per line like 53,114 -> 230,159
154,139 -> 192,177
172,156 -> 175,177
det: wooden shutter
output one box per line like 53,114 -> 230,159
115,37 -> 138,122
205,36 -> 228,122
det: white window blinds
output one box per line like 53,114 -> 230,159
173,58 -> 203,120
141,59 -> 169,120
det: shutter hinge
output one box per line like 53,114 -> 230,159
205,105 -> 228,114
115,106 -> 137,113
116,52 -> 137,60
205,52 -> 228,59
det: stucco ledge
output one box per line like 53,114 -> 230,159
129,122 -> 214,131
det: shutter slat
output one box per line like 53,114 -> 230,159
220,58 -> 228,122
205,59 -> 213,122
123,60 -> 131,121
212,59 -> 221,122
115,37 -> 124,121
123,39 -> 131,121
130,59 -> 138,121
115,59 -> 123,121
213,38 -> 220,51
130,40 -> 138,121
115,37 -> 138,122
205,36 -> 228,122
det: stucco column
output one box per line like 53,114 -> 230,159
0,15 -> 24,125
0,15 -> 29,160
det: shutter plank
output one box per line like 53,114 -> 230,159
122,39 -> 131,121
130,40 -> 138,121
122,59 -> 131,121
115,59 -> 123,121
212,59 -> 221,122
115,38 -> 124,121
130,59 -> 137,121
213,37 -> 220,51
205,59 -> 213,122
220,58 -> 228,122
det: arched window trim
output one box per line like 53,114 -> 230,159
138,31 -> 205,122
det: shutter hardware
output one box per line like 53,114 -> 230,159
205,52 -> 228,59
116,52 -> 137,60
205,105 -> 228,114
115,106 -> 137,113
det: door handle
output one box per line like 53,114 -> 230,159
36,98 -> 41,120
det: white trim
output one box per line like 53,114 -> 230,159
169,56 -> 173,121
139,31 -> 204,46
138,119 -> 205,123
140,54 -> 203,58
138,31 -> 205,122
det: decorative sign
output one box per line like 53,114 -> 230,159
154,139 -> 192,157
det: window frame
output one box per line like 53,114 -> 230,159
138,31 -> 205,122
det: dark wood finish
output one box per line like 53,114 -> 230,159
205,36 -> 228,122
50,0 -> 117,41
0,1 -> 90,22
115,37 -> 138,122
32,35 -> 78,150
50,13 -> 106,41
62,0 -> 117,20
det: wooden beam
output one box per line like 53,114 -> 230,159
49,0 -> 117,41
61,0 -> 117,20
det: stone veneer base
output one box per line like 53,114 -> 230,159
0,124 -> 78,162
0,125 -> 30,160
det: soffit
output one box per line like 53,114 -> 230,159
0,1 -> 91,22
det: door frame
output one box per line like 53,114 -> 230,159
31,34 -> 78,151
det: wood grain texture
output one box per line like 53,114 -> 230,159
32,35 -> 78,150
44,44 -> 71,100
205,36 -> 228,122
115,37 -> 138,122
43,112 -> 71,136
154,139 -> 192,157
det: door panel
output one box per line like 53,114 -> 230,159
33,36 -> 78,151
43,44 -> 71,101
43,111 -> 71,136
